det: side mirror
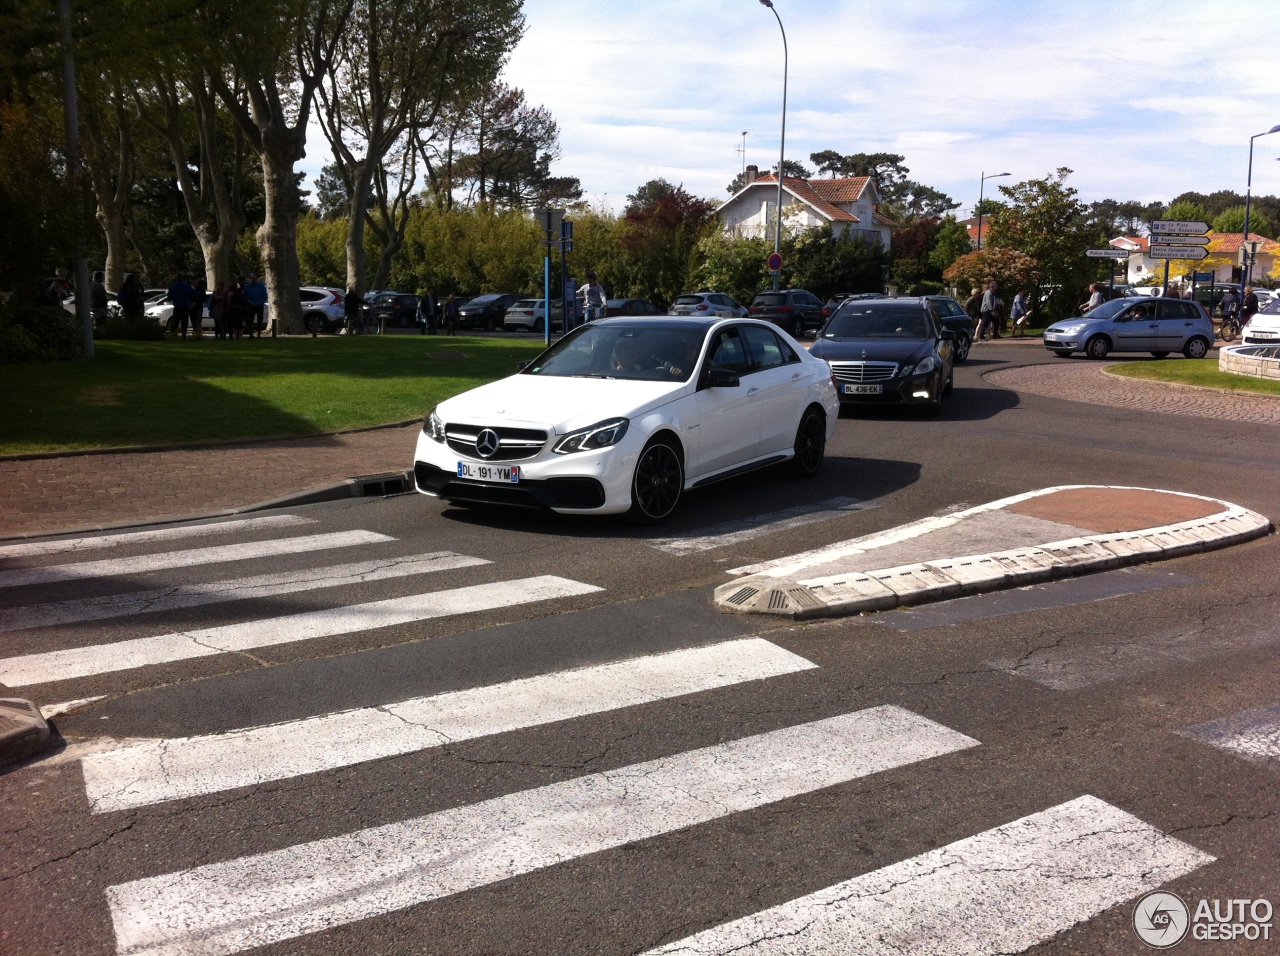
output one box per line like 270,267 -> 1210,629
940,329 -> 956,341
707,368 -> 740,388
516,360 -> 531,371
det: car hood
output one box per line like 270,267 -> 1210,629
810,338 -> 932,364
436,374 -> 688,434
1246,315 -> 1280,331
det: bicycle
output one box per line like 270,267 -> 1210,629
1218,314 -> 1241,342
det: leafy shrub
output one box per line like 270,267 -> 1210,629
0,298 -> 82,364
97,314 -> 165,341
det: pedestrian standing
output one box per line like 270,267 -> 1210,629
344,287 -> 364,335
1243,285 -> 1260,324
1219,287 -> 1239,319
243,273 -> 267,337
443,293 -> 459,335
228,277 -> 248,339
210,280 -> 230,339
167,274 -> 195,337
190,277 -> 207,338
117,273 -> 145,321
978,281 -> 1000,340
418,288 -> 437,335
578,270 -> 607,322
89,271 -> 109,329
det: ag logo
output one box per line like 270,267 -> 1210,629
1134,891 -> 1190,948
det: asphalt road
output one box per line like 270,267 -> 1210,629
3,342 -> 1279,956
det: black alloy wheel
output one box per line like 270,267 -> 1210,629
304,313 -> 326,335
628,437 -> 684,524
1085,335 -> 1110,360
785,407 -> 826,478
485,314 -> 499,332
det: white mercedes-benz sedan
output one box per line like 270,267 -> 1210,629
413,317 -> 840,523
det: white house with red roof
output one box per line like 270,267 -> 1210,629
716,165 -> 895,246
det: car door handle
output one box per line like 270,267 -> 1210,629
747,386 -> 759,395
1148,324 -> 1159,328
791,373 -> 801,381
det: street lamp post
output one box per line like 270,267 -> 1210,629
975,171 -> 1010,251
1241,125 -> 1280,299
759,0 -> 787,291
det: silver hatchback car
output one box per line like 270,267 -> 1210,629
1043,297 -> 1214,360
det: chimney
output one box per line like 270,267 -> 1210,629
744,164 -> 758,185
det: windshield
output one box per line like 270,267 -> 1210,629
825,305 -> 930,338
523,324 -> 707,382
467,294 -> 500,306
1261,298 -> 1280,315
1081,299 -> 1128,319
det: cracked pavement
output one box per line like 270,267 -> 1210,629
3,340 -> 1280,955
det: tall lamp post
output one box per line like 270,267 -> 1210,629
759,0 -> 787,291
975,171 -> 1010,250
1241,125 -> 1280,298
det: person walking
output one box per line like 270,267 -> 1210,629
1080,282 -> 1104,314
1243,285 -> 1260,324
117,273 -> 145,322
243,272 -> 267,337
1219,287 -> 1239,320
167,274 -> 195,337
1010,288 -> 1029,334
443,293 -> 459,335
418,288 -> 437,335
578,270 -> 607,322
344,287 -> 365,335
963,286 -> 982,338
89,271 -> 110,330
978,281 -> 1000,340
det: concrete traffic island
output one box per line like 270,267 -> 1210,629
1219,344 -> 1280,379
714,486 -> 1272,620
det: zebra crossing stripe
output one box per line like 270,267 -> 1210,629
647,497 -> 876,555
83,638 -> 818,813
0,530 -> 395,590
106,706 -> 978,956
0,575 -> 602,687
0,515 -> 314,563
0,551 -> 491,633
1179,702 -> 1280,762
641,795 -> 1213,956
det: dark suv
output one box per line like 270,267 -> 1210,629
456,293 -> 522,331
749,289 -> 825,338
921,295 -> 975,362
366,292 -> 420,330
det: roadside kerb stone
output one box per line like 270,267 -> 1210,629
713,486 -> 1272,620
0,698 -> 53,767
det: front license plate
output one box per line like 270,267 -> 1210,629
844,384 -> 882,395
457,462 -> 520,483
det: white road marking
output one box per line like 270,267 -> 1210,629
648,497 -> 877,555
39,695 -> 107,719
0,515 -> 314,562
0,530 -> 395,590
83,638 -> 817,813
0,552 -> 491,633
1179,702 -> 1280,762
0,576 -> 602,686
642,795 -> 1213,956
106,706 -> 978,956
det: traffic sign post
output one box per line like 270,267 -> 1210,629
1151,220 -> 1210,236
1086,249 -> 1128,297
767,252 -> 783,274
1149,220 -> 1210,293
532,208 -> 565,345
1149,245 -> 1210,260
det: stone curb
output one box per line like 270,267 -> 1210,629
714,488 -> 1272,620
0,468 -> 416,544
0,698 -> 53,768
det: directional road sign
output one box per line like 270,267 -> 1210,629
1086,249 -> 1130,259
1151,220 -> 1209,236
1149,244 -> 1210,260
1152,234 -> 1211,247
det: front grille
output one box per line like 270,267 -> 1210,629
828,361 -> 898,383
445,424 -> 547,461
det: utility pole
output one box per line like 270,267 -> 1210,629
57,0 -> 93,358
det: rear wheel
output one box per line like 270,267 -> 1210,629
304,313 -> 326,335
1183,336 -> 1210,359
1085,335 -> 1110,360
785,406 -> 826,478
627,436 -> 684,525
485,315 -> 499,332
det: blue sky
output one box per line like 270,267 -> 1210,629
306,0 -> 1280,216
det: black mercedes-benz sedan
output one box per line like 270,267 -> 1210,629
808,297 -> 955,415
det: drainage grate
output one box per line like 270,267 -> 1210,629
356,471 -> 413,497
725,586 -> 759,606
767,589 -> 789,610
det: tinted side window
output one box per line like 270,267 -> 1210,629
706,328 -> 750,375
740,325 -> 787,371
300,290 -> 322,302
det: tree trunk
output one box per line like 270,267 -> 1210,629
259,146 -> 305,333
96,201 -> 129,292
344,158 -> 374,292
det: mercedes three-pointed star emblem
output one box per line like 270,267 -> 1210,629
475,429 -> 500,458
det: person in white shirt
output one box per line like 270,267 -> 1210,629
1080,282 -> 1104,314
578,270 -> 607,322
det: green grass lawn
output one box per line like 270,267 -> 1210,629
0,336 -> 547,455
1108,359 -> 1280,397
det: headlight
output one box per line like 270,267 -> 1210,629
553,418 -> 629,455
913,356 -> 937,375
424,408 -> 446,443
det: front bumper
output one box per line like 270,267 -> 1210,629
1043,334 -> 1079,352
836,372 -> 939,405
413,429 -> 638,514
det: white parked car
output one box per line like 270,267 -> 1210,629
301,287 -> 348,333
668,292 -> 749,318
414,317 -> 839,523
145,293 -> 214,331
503,298 -> 563,333
1243,298 -> 1280,346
